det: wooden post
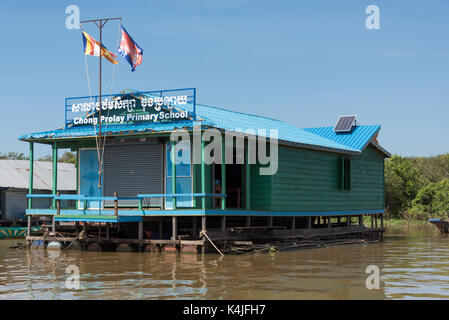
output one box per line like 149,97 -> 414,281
75,221 -> 79,233
201,216 -> 206,254
328,216 -> 331,229
193,216 -> 198,237
359,215 -> 363,226
375,214 -> 378,228
337,216 -> 341,226
201,216 -> 206,232
52,215 -> 56,234
221,216 -> 226,231
172,216 -> 177,240
28,142 -> 34,209
159,218 -> 163,239
83,222 -> 87,234
113,192 -> 118,216
221,136 -> 226,210
56,192 -> 60,215
138,221 -> 143,240
268,216 -> 273,227
171,141 -> 177,210
27,215 -> 31,237
381,214 -> 384,228
371,215 -> 374,229
307,216 -> 312,229
246,216 -> 250,227
52,142 -> 58,209
347,216 -> 350,227
106,223 -> 110,240
201,140 -> 206,210
292,217 -> 296,230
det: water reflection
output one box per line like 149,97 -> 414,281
0,225 -> 448,299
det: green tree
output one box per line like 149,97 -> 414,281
384,155 -> 426,217
407,179 -> 449,219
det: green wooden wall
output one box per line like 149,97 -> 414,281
252,144 -> 386,212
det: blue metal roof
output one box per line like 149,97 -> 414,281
303,125 -> 381,152
18,93 -> 386,155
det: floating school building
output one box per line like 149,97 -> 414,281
20,89 -> 390,252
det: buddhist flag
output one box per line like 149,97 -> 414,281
118,24 -> 143,71
82,31 -> 118,65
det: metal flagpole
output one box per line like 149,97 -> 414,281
80,17 -> 121,189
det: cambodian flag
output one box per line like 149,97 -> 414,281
118,24 -> 143,72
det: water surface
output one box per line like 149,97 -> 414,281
0,224 -> 448,299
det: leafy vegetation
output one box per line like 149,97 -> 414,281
0,151 -> 76,165
0,152 -> 28,160
385,154 -> 449,220
37,151 -> 77,165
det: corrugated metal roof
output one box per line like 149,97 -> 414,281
303,125 -> 381,152
18,92 -> 386,155
0,160 -> 76,191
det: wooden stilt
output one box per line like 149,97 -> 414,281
381,214 -> 384,228
359,215 -> 363,226
347,216 -> 350,227
328,216 -> 331,228
193,216 -> 198,237
201,216 -> 206,232
52,215 -> 55,234
172,216 -> 177,240
138,221 -> 143,240
159,218 -> 163,239
27,215 -> 31,237
371,215 -> 374,228
292,217 -> 296,230
268,216 -> 273,227
106,223 -> 110,240
201,215 -> 207,255
308,216 -> 312,229
246,216 -> 251,227
221,216 -> 226,231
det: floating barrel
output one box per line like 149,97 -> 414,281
47,241 -> 62,250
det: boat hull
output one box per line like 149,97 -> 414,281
0,227 -> 39,239
429,219 -> 449,233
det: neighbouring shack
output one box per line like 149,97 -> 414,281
19,88 -> 390,253
0,160 -> 75,224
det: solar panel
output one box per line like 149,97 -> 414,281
334,115 -> 356,133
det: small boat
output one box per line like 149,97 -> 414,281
0,227 -> 40,239
428,219 -> 449,233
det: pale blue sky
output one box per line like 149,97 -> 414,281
0,0 -> 448,158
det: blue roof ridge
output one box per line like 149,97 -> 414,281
195,103 -> 286,123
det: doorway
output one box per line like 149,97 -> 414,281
213,163 -> 243,209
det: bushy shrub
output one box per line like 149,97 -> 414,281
385,154 -> 449,220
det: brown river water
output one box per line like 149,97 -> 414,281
0,224 -> 448,300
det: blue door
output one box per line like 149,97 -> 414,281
79,149 -> 102,209
166,141 -> 193,208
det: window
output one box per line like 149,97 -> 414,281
339,158 -> 351,190
166,141 -> 193,208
